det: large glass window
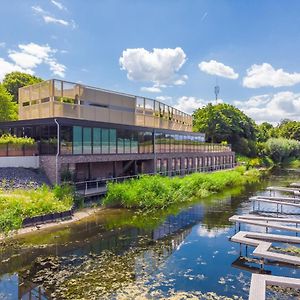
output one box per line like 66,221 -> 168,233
102,129 -> 109,154
73,126 -> 82,154
93,128 -> 101,154
83,127 -> 92,154
109,129 -> 116,154
61,126 -> 72,155
117,129 -> 124,154
131,131 -> 138,153
156,159 -> 161,173
40,125 -> 49,155
124,130 -> 131,154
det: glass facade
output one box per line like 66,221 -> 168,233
154,133 -> 215,153
0,122 -> 231,156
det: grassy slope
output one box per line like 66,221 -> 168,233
103,166 -> 261,210
0,185 -> 74,233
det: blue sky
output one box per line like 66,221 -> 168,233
1,0 -> 300,123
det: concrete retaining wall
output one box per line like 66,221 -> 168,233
0,156 -> 39,168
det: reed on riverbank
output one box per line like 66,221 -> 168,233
103,166 -> 261,209
0,184 -> 74,233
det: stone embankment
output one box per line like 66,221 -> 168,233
0,167 -> 50,189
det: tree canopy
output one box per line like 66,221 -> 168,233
2,72 -> 43,102
193,103 -> 257,156
0,84 -> 17,121
277,120 -> 300,141
256,122 -> 274,142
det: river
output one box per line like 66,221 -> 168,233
0,168 -> 300,299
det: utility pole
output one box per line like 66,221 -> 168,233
214,77 -> 220,104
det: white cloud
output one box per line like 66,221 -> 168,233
0,58 -> 32,81
18,43 -> 52,59
174,75 -> 188,86
174,96 -> 223,114
0,42 -> 66,80
197,226 -> 229,238
119,47 -> 188,87
32,5 -> 47,14
140,86 -> 162,93
156,96 -> 172,103
234,91 -> 300,124
47,59 -> 66,77
50,0 -> 66,10
32,5 -> 74,28
199,60 -> 239,79
0,42 -> 6,48
8,52 -> 42,69
43,15 -> 69,26
243,63 -> 300,88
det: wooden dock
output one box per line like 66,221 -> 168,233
255,195 -> 300,202
229,215 -> 300,233
230,231 -> 300,265
290,182 -> 300,188
250,196 -> 300,213
266,186 -> 300,193
77,186 -> 107,197
249,274 -> 300,300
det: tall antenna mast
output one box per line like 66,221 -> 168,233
214,77 -> 220,104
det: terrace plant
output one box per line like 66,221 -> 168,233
0,134 -> 35,145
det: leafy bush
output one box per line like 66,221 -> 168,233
103,167 -> 260,210
0,184 -> 74,233
0,134 -> 35,145
265,138 -> 300,163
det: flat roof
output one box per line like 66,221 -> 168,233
0,117 -> 205,136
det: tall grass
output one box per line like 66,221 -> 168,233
0,184 -> 74,233
103,166 -> 261,210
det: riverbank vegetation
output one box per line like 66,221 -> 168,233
193,104 -> 300,166
0,184 -> 74,233
103,167 -> 261,210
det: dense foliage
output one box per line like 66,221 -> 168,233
0,134 -> 35,145
193,103 -> 257,156
0,184 -> 74,233
264,138 -> 300,163
2,72 -> 43,102
103,167 -> 260,209
0,84 -> 17,121
277,119 -> 300,141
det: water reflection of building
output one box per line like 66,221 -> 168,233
1,204 -> 209,299
18,280 -> 48,300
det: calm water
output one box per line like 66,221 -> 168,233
1,169 -> 300,299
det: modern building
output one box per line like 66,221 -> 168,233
0,79 -> 235,185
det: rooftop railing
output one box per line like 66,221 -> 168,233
18,79 -> 193,131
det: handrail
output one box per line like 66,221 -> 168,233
74,163 -> 237,193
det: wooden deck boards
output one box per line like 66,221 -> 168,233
231,231 -> 300,265
249,274 -> 300,300
229,215 -> 300,233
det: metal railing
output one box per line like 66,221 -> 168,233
74,163 -> 236,195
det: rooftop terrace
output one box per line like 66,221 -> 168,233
19,79 -> 193,132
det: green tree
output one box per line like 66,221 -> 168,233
2,72 -> 43,102
0,84 -> 17,121
278,120 -> 300,140
265,138 -> 300,163
193,103 -> 257,156
256,122 -> 274,142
